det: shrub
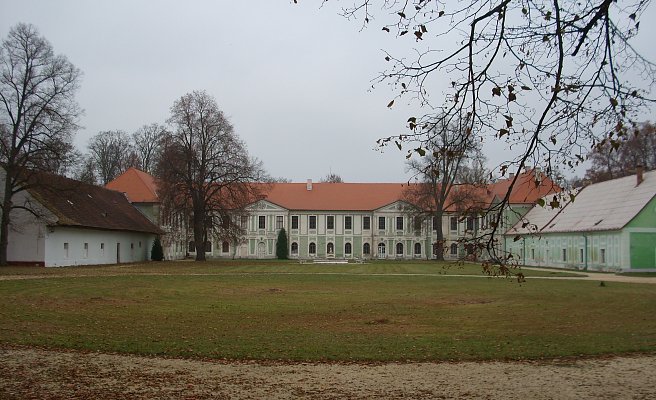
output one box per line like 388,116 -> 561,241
151,237 -> 164,261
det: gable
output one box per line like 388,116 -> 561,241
375,200 -> 417,213
247,200 -> 288,212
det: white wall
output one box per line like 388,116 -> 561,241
6,214 -> 48,266
3,178 -> 55,266
44,227 -> 155,267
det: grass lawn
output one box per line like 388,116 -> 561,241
0,260 -> 653,362
0,259 -> 584,278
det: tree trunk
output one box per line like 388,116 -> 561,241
0,173 -> 13,266
433,210 -> 445,261
193,203 -> 206,262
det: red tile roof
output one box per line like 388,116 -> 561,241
489,169 -> 560,205
106,169 -> 559,212
106,167 -> 159,203
264,182 -> 409,211
29,172 -> 162,234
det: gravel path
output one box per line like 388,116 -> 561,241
1,346 -> 655,399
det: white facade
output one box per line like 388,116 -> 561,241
44,227 -> 155,267
196,200 -> 487,260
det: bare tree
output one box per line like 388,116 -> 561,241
73,154 -> 98,185
320,0 -> 655,269
132,123 -> 167,173
156,91 -> 267,262
584,121 -> 656,183
0,23 -> 82,265
87,130 -> 136,185
320,172 -> 344,183
404,114 -> 486,260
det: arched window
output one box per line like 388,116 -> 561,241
309,242 -> 316,255
345,242 -> 352,255
188,241 -> 196,253
327,242 -> 334,254
450,243 -> 458,255
414,243 -> 421,255
378,242 -> 386,256
222,241 -> 229,253
363,243 -> 371,255
291,242 -> 298,255
396,243 -> 404,256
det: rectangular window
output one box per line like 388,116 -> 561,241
600,248 -> 606,263
378,216 -> 386,230
363,216 -> 371,230
414,217 -> 422,232
291,215 -> 299,230
450,217 -> 458,231
327,215 -> 334,230
309,215 -> 317,230
222,241 -> 229,253
396,216 -> 404,230
100,243 -> 105,255
433,216 -> 439,231
580,248 -> 584,262
83,243 -> 88,258
258,215 -> 266,229
241,215 -> 248,229
562,248 -> 567,262
276,215 -> 283,230
344,216 -> 352,230
467,217 -> 474,231
531,248 -> 535,260
64,242 -> 69,258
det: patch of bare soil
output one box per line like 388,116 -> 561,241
1,346 -> 655,399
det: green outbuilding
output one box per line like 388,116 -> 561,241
506,169 -> 656,272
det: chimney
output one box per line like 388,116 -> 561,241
306,179 -> 313,191
637,165 -> 644,186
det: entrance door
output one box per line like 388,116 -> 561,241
116,243 -> 121,263
257,242 -> 266,258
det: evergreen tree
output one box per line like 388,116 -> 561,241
151,237 -> 164,261
276,228 -> 288,260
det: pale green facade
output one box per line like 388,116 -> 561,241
506,195 -> 656,271
217,200 -> 487,260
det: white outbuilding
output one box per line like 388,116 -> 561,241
1,170 -> 162,267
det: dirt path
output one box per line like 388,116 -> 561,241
1,346 -> 654,399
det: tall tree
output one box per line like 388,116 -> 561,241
156,91 -> 266,262
276,227 -> 289,259
319,0 -> 655,265
0,23 -> 81,265
132,123 -> 167,173
404,114 -> 486,260
87,130 -> 136,185
584,122 -> 656,183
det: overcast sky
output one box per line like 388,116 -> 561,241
2,1 -> 655,182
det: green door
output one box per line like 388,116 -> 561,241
630,233 -> 656,269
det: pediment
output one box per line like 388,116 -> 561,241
375,200 -> 416,213
247,200 -> 288,212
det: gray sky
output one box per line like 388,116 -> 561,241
2,1 -> 655,182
